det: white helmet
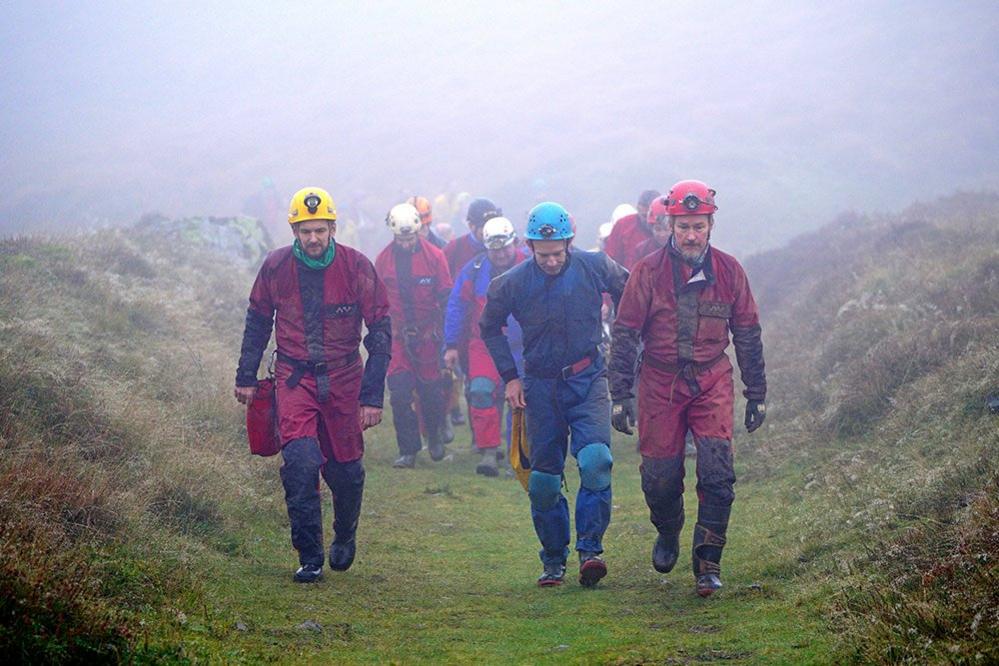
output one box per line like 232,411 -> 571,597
611,203 -> 637,224
598,222 -> 614,241
482,216 -> 516,249
386,203 -> 421,237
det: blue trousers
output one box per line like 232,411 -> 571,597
524,362 -> 612,565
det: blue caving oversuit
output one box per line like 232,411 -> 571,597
480,250 -> 629,566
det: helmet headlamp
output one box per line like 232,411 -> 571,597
304,194 -> 321,214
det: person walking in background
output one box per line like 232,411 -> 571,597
481,202 -> 629,587
634,195 -> 672,260
609,180 -> 767,597
234,186 -> 391,583
604,189 -> 661,271
375,203 -> 454,469
444,216 -> 528,477
443,197 -> 502,283
408,195 -> 448,249
443,197 -> 503,431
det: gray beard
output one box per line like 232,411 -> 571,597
670,234 -> 709,266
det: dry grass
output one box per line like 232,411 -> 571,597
740,191 -> 999,661
0,226 -> 265,660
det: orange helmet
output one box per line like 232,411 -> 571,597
407,196 -> 433,226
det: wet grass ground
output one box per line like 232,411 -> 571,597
152,424 -> 836,664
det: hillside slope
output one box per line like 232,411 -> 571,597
0,221 -> 265,661
738,191 -> 999,662
1,194 -> 996,663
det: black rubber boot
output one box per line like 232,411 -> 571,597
427,436 -> 446,462
692,503 -> 731,597
476,448 -> 499,477
653,530 -> 681,573
640,457 -> 685,574
329,539 -> 356,571
324,460 -> 364,572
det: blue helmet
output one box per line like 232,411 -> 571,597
525,202 -> 574,240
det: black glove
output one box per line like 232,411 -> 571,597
745,399 -> 766,433
612,398 -> 637,435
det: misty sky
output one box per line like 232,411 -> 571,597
2,1 -> 997,253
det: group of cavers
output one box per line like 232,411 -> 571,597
234,180 -> 767,597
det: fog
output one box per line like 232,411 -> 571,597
2,0 -> 997,254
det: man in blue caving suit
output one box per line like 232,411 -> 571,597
480,201 -> 629,587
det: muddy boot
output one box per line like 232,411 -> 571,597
441,419 -> 455,444
450,405 -> 466,426
428,436 -> 446,462
641,457 -> 685,573
653,529 -> 682,573
325,460 -> 363,572
475,448 -> 499,477
537,562 -> 566,587
393,453 -> 416,469
578,551 -> 607,588
329,539 -> 356,571
692,503 -> 731,597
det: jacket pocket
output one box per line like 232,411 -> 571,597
696,301 -> 732,342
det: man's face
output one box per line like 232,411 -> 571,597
394,233 -> 418,251
487,244 -> 517,270
651,220 -> 670,247
417,223 -> 430,238
293,220 -> 334,258
470,223 -> 485,243
531,239 -> 568,275
637,204 -> 650,225
670,214 -> 713,261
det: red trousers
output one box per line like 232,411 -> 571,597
467,337 -> 502,449
274,358 -> 364,463
637,357 -> 734,458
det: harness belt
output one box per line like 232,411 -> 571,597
277,350 -> 361,389
641,351 -> 726,379
526,349 -> 599,380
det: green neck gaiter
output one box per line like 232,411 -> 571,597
293,239 -> 335,270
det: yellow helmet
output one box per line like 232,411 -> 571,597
288,187 -> 337,225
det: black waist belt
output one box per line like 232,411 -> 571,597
277,350 -> 361,389
526,349 -> 599,380
641,351 -> 726,379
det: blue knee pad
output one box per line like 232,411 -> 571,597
528,471 -> 562,511
578,443 -> 613,491
468,377 -> 497,409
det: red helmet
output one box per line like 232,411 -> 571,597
665,180 -> 717,216
646,196 -> 670,226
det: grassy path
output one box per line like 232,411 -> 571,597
161,426 -> 835,664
